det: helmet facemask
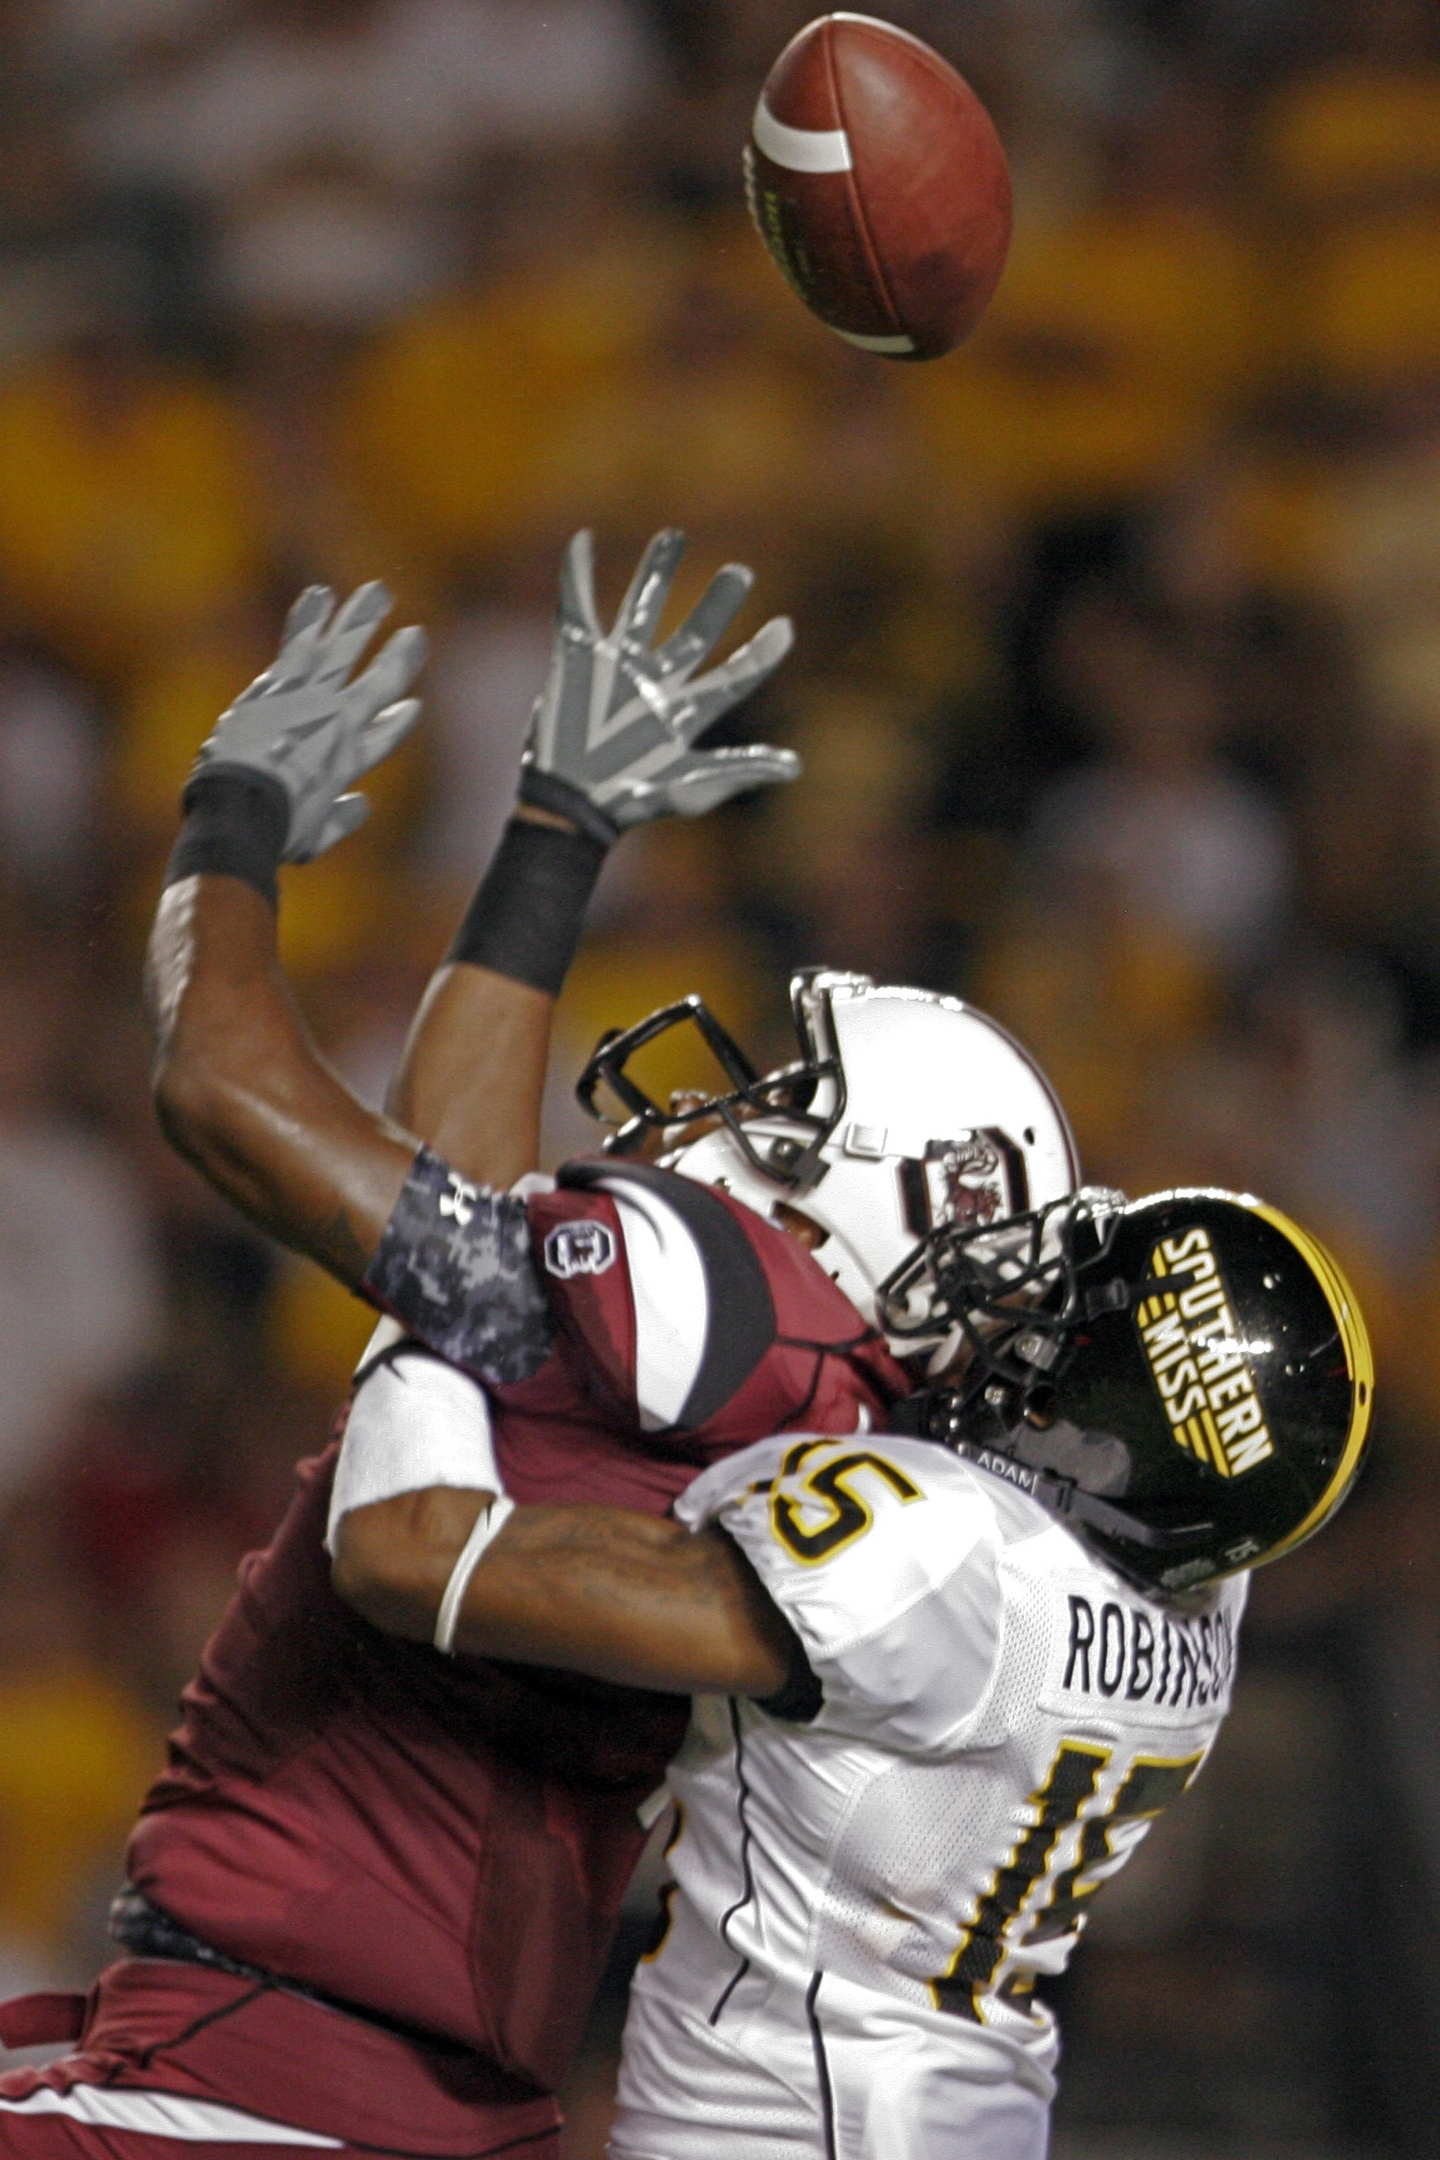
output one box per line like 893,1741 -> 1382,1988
886,1190 -> 1228,1584
575,970 -> 1081,1343
890,1188 -> 1375,1595
879,1186 -> 1128,1397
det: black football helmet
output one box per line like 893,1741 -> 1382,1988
885,1187 -> 1373,1593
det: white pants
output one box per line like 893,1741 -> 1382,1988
611,1977 -> 1051,2160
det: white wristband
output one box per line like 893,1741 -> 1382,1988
434,1495 -> 517,1655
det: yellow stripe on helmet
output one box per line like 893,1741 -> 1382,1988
1246,1199 -> 1374,1564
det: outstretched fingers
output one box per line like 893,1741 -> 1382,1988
242,585 -> 334,698
356,697 -> 423,774
347,623 -> 429,721
282,583 -> 335,645
615,528 -> 686,649
676,614 -> 794,739
666,746 -> 803,817
558,529 -> 603,640
609,743 -> 802,827
313,581 -> 396,685
653,562 -> 754,682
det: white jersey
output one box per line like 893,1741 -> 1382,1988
614,1433 -> 1247,2160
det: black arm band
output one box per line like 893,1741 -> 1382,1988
164,764 -> 291,908
447,816 -> 607,996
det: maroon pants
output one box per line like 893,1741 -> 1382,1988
0,2119 -> 485,2159
0,2125 -> 561,2160
0,1964 -> 562,2160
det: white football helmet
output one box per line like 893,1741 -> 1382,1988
576,968 -> 1080,1348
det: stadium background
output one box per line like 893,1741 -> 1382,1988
0,1 -> 1437,2152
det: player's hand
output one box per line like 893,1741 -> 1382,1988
191,583 -> 427,862
518,529 -> 798,845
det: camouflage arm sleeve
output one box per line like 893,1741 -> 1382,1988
362,1145 -> 556,1386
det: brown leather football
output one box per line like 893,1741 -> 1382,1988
744,13 -> 1012,361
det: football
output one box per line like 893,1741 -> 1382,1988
744,13 -> 1012,361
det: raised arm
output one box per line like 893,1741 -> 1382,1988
147,583 -> 426,1281
332,1485 -> 796,1698
147,535 -> 797,1288
149,874 -> 415,1281
381,527 -> 796,1183
382,935 -> 557,1189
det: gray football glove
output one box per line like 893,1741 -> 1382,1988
519,529 -> 798,844
191,582 -> 427,862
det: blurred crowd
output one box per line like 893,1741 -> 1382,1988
0,0 -> 1438,2152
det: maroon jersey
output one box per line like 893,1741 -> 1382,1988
10,1158 -> 909,2149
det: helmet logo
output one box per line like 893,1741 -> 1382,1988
900,1131 -> 1029,1240
1136,1227 -> 1275,1477
543,1220 -> 618,1280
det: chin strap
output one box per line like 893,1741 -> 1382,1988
959,1444 -> 1204,1551
889,1388 -> 1211,1553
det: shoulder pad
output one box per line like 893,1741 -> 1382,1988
559,1159 -> 776,1427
